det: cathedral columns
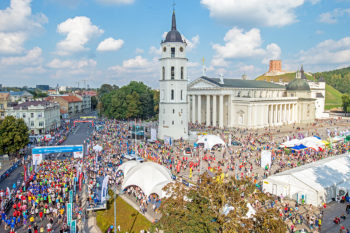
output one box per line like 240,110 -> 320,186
219,95 -> 224,128
206,95 -> 210,127
197,95 -> 202,124
213,95 -> 217,127
191,95 -> 196,123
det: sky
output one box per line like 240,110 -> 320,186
0,0 -> 349,88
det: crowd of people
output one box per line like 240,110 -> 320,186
1,116 -> 349,232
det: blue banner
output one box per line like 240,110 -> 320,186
32,145 -> 83,154
69,190 -> 73,203
71,220 -> 76,233
67,203 -> 72,226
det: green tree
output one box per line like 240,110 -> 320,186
342,94 -> 350,115
91,96 -> 98,110
0,116 -> 29,155
153,173 -> 287,233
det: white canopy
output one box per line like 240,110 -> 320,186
197,135 -> 225,149
93,145 -> 103,152
118,161 -> 172,198
263,153 -> 350,206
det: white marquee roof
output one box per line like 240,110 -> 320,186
268,153 -> 350,193
197,135 -> 225,149
118,161 -> 173,198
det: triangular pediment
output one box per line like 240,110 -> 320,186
189,78 -> 219,90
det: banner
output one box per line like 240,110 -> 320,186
73,151 -> 83,158
32,154 -> 43,166
67,203 -> 72,226
69,190 -> 73,203
79,173 -> 83,191
261,150 -> 272,168
151,128 -> 157,141
100,175 -> 110,203
70,220 -> 76,233
32,145 -> 83,154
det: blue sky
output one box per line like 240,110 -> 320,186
0,0 -> 349,88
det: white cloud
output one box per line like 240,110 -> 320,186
211,27 -> 281,66
0,0 -> 47,54
319,8 -> 350,24
299,37 -> 350,65
135,48 -> 144,54
47,58 -> 97,69
315,30 -> 324,35
96,0 -> 134,5
0,32 -> 26,53
56,16 -> 104,55
0,47 -> 42,66
97,37 -> 124,52
182,35 -> 200,51
201,0 -> 304,27
149,46 -> 161,55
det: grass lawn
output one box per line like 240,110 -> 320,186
96,191 -> 152,233
325,84 -> 342,110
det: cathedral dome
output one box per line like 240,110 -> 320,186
286,78 -> 310,91
163,11 -> 184,43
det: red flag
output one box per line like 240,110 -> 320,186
79,173 -> 83,191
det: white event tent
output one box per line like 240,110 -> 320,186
117,161 -> 173,198
263,153 -> 350,206
197,135 -> 225,150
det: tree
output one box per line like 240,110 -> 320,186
153,173 -> 287,233
0,116 -> 29,155
342,94 -> 350,115
91,96 -> 98,110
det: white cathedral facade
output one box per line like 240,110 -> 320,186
158,11 -> 317,140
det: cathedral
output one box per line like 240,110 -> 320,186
158,11 -> 317,140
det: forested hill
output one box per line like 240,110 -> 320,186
314,67 -> 350,94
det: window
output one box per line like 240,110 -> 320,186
171,67 -> 175,80
23,113 -> 26,118
181,108 -> 183,113
38,113 -> 42,118
1,113 -> 4,117
31,122 -> 34,127
163,120 -> 165,125
163,109 -> 165,114
39,121 -> 44,127
31,113 -> 34,118
181,90 -> 183,100
173,109 -> 175,114
0,104 -> 3,110
180,47 -> 183,52
171,47 -> 175,58
181,120 -> 183,125
171,90 -> 174,100
162,67 -> 165,80
172,121 -> 174,125
181,67 -> 184,79
163,47 -> 166,52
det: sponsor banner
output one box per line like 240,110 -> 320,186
32,154 -> 43,166
67,203 -> 72,226
32,145 -> 83,154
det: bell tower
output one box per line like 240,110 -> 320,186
158,10 -> 188,140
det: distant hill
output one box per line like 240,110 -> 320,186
314,67 -> 350,94
256,72 -> 342,110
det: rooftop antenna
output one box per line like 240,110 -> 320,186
202,57 -> 206,76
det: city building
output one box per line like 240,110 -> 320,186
259,62 -> 328,119
9,91 -> 33,102
6,101 -> 60,134
48,96 -> 83,117
0,92 -> 9,119
73,92 -> 91,113
157,12 -> 317,138
36,85 -> 50,91
158,11 -> 189,140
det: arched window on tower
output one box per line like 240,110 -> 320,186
171,47 -> 175,58
181,90 -> 183,100
162,67 -> 165,80
181,67 -> 184,79
171,89 -> 174,100
171,67 -> 175,80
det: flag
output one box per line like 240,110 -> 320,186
24,165 -> 27,182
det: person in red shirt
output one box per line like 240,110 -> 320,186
39,211 -> 43,219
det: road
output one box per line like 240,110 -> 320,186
0,121 -> 94,233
